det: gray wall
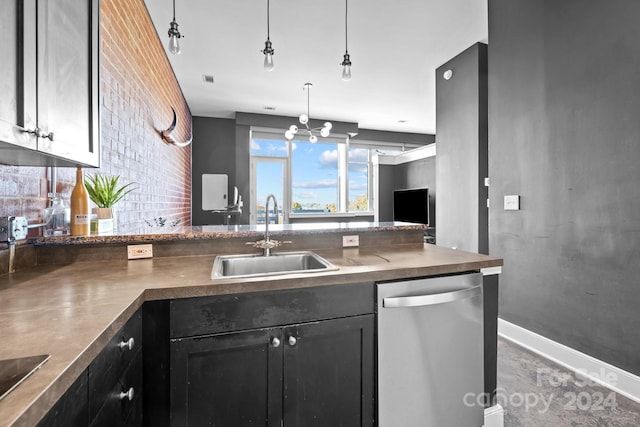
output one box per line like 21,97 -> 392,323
489,0 -> 640,375
191,117 -> 236,225
436,43 -> 488,253
378,165 -> 402,222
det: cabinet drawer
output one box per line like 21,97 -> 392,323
90,350 -> 142,427
170,282 -> 374,338
88,310 -> 142,419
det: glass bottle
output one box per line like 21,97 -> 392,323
70,167 -> 90,236
43,193 -> 70,236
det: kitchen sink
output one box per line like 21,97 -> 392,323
212,251 -> 338,279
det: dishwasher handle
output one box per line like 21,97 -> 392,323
382,284 -> 482,308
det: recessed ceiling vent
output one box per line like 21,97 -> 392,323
263,106 -> 276,111
202,74 -> 215,84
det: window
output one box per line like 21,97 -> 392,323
348,147 -> 370,211
250,128 -> 422,222
292,141 -> 340,213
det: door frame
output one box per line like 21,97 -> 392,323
250,155 -> 289,224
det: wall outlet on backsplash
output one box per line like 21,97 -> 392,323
127,244 -> 153,260
342,235 -> 360,247
0,217 -> 29,244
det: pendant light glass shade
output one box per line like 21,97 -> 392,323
167,0 -> 182,55
261,0 -> 275,71
341,53 -> 352,81
340,0 -> 352,81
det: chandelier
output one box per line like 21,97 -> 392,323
285,83 -> 332,143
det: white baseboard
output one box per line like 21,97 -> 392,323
498,318 -> 640,404
484,404 -> 504,427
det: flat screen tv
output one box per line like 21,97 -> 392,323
393,188 -> 430,226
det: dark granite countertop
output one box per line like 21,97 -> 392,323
1,227 -> 501,426
29,222 -> 426,246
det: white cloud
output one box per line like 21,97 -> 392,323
265,143 -> 286,153
349,182 -> 368,191
319,149 -> 338,168
295,191 -> 319,199
250,140 -> 261,150
349,163 -> 368,174
293,179 -> 337,189
349,148 -> 369,162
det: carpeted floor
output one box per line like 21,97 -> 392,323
497,337 -> 640,426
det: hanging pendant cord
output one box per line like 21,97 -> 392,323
172,0 -> 176,21
267,0 -> 271,40
345,0 -> 348,51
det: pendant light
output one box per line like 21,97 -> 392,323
261,0 -> 275,71
340,0 -> 352,81
285,83 -> 332,143
167,0 -> 182,55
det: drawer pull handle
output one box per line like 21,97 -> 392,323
271,337 -> 281,348
118,337 -> 135,351
119,387 -> 134,401
288,336 -> 297,346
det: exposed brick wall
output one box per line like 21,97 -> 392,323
0,0 -> 192,242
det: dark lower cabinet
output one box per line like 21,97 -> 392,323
170,315 -> 374,427
283,316 -> 374,427
36,370 -> 89,427
37,310 -> 142,427
171,327 -> 283,426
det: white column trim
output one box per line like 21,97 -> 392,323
498,318 -> 640,404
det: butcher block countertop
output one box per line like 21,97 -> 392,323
0,224 -> 502,426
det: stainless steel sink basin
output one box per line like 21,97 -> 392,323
212,251 -> 338,279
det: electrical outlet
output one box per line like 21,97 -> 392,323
342,235 -> 360,247
127,244 -> 153,260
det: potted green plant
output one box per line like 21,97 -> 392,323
85,174 -> 136,234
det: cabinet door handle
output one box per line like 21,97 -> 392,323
288,336 -> 297,346
271,337 -> 281,348
119,387 -> 134,401
118,337 -> 135,351
19,127 -> 54,141
20,127 -> 39,136
37,129 -> 55,141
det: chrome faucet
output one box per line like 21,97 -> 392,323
265,194 -> 278,241
248,194 -> 290,256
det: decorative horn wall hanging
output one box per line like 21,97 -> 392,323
161,107 -> 193,147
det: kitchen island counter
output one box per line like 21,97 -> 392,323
0,240 -> 501,426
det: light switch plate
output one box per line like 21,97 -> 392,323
504,195 -> 520,210
127,244 -> 153,259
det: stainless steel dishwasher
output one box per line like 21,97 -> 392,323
377,272 -> 484,427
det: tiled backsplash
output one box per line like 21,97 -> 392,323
0,0 -> 192,268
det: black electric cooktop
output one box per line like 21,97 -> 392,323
0,355 -> 50,401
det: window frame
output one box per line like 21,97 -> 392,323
250,128 -> 424,221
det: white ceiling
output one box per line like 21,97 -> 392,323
144,0 -> 487,135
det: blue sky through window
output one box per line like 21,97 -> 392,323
292,141 -> 338,211
251,137 -> 370,213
